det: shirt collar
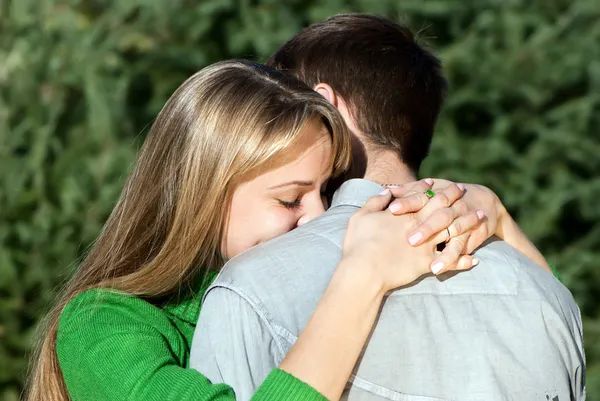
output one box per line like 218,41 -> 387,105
331,179 -> 385,208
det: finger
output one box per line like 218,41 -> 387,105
388,192 -> 430,215
450,198 -> 470,217
465,224 -> 490,254
407,207 -> 455,245
446,210 -> 486,239
385,178 -> 433,195
445,255 -> 480,272
419,183 -> 465,217
420,202 -> 481,243
411,207 -> 485,247
358,189 -> 393,214
429,233 -> 469,274
385,179 -> 434,214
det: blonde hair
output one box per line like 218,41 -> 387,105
25,60 -> 351,400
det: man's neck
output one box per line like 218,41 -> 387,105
362,148 -> 417,186
342,129 -> 417,186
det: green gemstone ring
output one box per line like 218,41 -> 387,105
425,189 -> 436,199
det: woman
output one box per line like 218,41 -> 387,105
26,60 -> 550,401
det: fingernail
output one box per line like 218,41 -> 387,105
457,183 -> 465,191
431,262 -> 444,274
388,203 -> 402,213
379,189 -> 390,196
408,232 -> 423,245
424,178 -> 434,185
472,258 -> 479,267
386,185 -> 401,188
476,210 -> 485,219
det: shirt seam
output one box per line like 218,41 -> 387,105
203,283 -> 289,357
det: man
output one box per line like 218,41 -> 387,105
190,14 -> 585,400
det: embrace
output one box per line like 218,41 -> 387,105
27,14 -> 585,401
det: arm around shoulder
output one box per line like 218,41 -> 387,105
57,289 -> 325,401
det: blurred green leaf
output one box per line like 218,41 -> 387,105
0,0 -> 598,398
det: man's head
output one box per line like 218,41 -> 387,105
267,13 -> 447,173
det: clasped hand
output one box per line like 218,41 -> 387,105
342,179 -> 502,295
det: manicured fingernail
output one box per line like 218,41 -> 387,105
457,183 -> 465,191
476,210 -> 485,219
388,203 -> 402,213
408,232 -> 423,245
379,189 -> 390,196
424,178 -> 434,185
472,258 -> 479,267
431,262 -> 444,274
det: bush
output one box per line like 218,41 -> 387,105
1,0 -> 598,399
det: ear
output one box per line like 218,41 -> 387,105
314,83 -> 338,107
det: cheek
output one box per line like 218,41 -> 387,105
225,206 -> 299,258
260,209 -> 299,241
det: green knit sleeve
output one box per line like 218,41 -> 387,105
252,369 -> 328,401
57,290 -> 326,401
549,263 -> 562,282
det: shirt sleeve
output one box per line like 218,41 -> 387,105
191,286 -> 286,401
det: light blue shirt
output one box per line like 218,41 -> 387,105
190,179 -> 586,401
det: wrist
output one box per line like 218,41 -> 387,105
490,208 -> 553,273
334,256 -> 387,302
493,196 -> 511,239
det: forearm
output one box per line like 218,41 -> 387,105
496,207 -> 553,273
193,288 -> 333,401
280,258 -> 384,401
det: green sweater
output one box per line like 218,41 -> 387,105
56,272 -> 326,401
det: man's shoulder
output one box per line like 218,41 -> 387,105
213,206 -> 353,285
389,238 -> 576,307
475,239 -> 576,304
354,240 -> 584,400
204,206 -> 356,312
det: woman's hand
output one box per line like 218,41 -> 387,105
341,183 -> 483,295
384,179 -> 493,252
428,179 -> 501,254
387,178 -> 552,274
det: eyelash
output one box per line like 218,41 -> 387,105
278,199 -> 301,209
277,189 -> 329,210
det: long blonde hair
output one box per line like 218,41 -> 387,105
26,60 -> 351,400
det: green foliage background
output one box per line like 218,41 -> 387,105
1,0 -> 598,399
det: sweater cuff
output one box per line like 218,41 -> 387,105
252,369 -> 328,401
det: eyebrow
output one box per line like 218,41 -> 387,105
268,180 -> 314,190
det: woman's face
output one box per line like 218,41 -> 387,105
223,119 -> 334,259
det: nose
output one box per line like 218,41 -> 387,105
296,196 -> 327,227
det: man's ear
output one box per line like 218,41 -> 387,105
314,83 -> 337,107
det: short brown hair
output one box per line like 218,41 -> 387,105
267,14 -> 447,172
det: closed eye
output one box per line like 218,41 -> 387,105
278,198 -> 301,209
